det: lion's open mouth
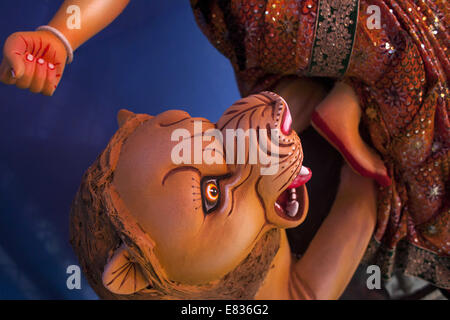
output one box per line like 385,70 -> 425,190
275,166 -> 312,221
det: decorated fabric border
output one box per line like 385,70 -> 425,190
306,0 -> 360,78
363,237 -> 450,289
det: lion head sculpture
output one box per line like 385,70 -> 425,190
70,92 -> 312,299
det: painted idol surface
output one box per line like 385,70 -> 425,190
70,92 -> 318,299
0,0 -> 447,300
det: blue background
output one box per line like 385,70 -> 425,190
0,0 -> 240,299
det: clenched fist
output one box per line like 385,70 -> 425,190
0,31 -> 67,96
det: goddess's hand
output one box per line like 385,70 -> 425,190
0,31 -> 68,96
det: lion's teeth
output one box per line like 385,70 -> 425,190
300,166 -> 309,176
286,200 -> 299,217
288,187 -> 297,200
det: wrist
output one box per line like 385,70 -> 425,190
36,25 -> 74,64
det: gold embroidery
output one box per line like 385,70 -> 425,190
307,0 -> 359,78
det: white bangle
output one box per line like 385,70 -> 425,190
36,25 -> 74,64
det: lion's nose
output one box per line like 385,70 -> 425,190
281,102 -> 292,136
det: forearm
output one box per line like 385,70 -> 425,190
293,166 -> 377,299
47,0 -> 130,51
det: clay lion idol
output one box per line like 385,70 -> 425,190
3,0 -> 447,298
70,92 -> 377,299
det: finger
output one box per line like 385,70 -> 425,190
3,34 -> 27,79
42,61 -> 59,96
16,53 -> 36,89
29,57 -> 48,93
0,59 -> 17,85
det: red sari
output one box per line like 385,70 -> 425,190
191,0 -> 449,288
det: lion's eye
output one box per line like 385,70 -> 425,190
205,183 -> 219,202
201,178 -> 221,213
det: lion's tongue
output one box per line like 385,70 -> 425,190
288,166 -> 312,189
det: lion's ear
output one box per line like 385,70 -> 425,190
117,109 -> 135,128
102,244 -> 151,295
